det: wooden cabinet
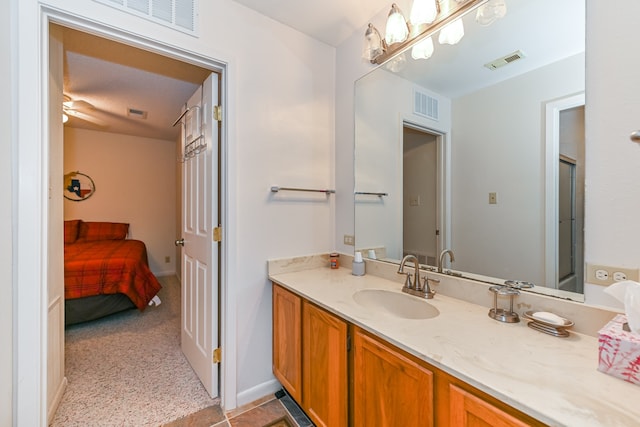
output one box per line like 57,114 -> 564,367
302,301 -> 348,427
272,283 -> 348,427
448,384 -> 532,427
353,327 -> 434,427
272,284 -> 302,402
273,283 -> 544,427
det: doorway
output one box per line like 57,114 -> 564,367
544,93 -> 585,292
46,17 -> 228,421
401,123 -> 447,267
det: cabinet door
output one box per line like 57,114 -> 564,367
449,384 -> 531,427
353,328 -> 434,427
302,301 -> 348,427
272,284 -> 302,402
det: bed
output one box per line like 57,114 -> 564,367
64,220 -> 162,325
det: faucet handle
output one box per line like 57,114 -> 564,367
403,274 -> 413,290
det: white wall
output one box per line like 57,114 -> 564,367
1,1 -> 14,424
451,54 -> 584,286
336,0 -> 640,311
584,1 -> 640,308
12,0 -> 335,419
64,128 -> 177,275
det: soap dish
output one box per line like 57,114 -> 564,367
524,311 -> 574,338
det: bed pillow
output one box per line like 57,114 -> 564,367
76,221 -> 130,242
64,219 -> 82,244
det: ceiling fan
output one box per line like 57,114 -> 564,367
63,95 -> 108,127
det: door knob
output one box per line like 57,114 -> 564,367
631,130 -> 640,143
175,238 -> 184,246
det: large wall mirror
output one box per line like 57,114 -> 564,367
354,0 -> 586,301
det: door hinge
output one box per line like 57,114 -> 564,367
213,105 -> 222,122
213,347 -> 221,364
213,226 -> 222,242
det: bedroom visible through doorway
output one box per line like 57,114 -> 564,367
50,21 -> 224,422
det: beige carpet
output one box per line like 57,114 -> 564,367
51,275 -> 217,426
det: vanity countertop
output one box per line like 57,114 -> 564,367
269,266 -> 640,427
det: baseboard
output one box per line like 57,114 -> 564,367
236,378 -> 282,408
47,376 -> 67,424
152,269 -> 176,277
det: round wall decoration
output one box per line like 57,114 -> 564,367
64,171 -> 96,201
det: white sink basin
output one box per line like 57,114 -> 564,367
352,289 -> 440,320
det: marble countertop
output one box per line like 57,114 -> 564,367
269,266 -> 640,427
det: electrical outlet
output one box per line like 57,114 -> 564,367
587,263 -> 638,286
489,192 -> 497,205
343,234 -> 355,246
613,271 -> 627,282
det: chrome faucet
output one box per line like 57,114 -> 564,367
438,249 -> 455,273
397,254 -> 436,299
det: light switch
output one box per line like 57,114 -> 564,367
489,192 -> 497,204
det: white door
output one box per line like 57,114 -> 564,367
179,72 -> 219,398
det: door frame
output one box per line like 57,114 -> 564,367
544,92 -> 585,289
14,5 -> 237,424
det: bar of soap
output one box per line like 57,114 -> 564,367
532,311 -> 567,325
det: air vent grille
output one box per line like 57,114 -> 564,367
94,0 -> 197,34
127,108 -> 148,119
413,90 -> 439,121
484,50 -> 526,70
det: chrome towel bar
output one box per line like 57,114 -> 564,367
270,186 -> 335,194
355,191 -> 388,197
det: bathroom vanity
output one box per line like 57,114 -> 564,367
269,256 -> 640,427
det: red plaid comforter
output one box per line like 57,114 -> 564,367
64,239 -> 162,310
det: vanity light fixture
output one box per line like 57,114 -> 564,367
364,0 -> 503,65
385,4 -> 410,45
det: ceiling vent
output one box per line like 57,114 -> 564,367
94,0 -> 198,34
127,107 -> 148,119
484,50 -> 526,71
413,90 -> 439,121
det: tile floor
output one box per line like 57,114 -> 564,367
162,394 -> 299,427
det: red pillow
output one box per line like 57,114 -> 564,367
76,221 -> 130,242
64,220 -> 81,244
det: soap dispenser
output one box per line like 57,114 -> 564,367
352,251 -> 365,276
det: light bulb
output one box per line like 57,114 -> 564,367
410,0 -> 438,26
439,18 -> 464,45
62,113 -> 69,123
476,0 -> 507,26
385,4 -> 409,45
411,36 -> 434,60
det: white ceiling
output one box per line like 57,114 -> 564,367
61,26 -> 210,140
232,0 -> 390,46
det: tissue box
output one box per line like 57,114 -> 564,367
598,314 -> 640,386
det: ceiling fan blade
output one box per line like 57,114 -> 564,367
63,99 -> 95,111
64,109 -> 108,127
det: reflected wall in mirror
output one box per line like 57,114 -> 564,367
354,0 -> 585,301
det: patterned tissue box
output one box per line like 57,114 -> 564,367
598,314 -> 640,386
